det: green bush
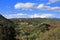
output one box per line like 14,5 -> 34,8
27,33 -> 38,40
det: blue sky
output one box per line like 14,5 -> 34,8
0,0 -> 60,18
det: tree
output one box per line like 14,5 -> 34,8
40,23 -> 50,32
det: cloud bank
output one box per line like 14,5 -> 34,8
3,13 -> 54,18
30,14 -> 54,18
14,2 -> 60,12
37,4 -> 60,11
4,13 -> 27,18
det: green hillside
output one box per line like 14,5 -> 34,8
10,18 -> 60,40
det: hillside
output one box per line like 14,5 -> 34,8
0,14 -> 16,40
10,18 -> 60,40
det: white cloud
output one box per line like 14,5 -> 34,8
30,14 -> 41,18
47,0 -> 60,4
49,6 -> 60,11
30,14 -> 54,18
40,14 -> 54,18
13,13 -> 27,16
4,13 -> 27,18
49,0 -> 60,3
37,4 -> 51,10
37,4 -> 60,11
14,2 -> 35,10
37,4 -> 44,9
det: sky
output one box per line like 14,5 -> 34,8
0,0 -> 60,18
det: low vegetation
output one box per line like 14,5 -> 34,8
0,15 -> 60,40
